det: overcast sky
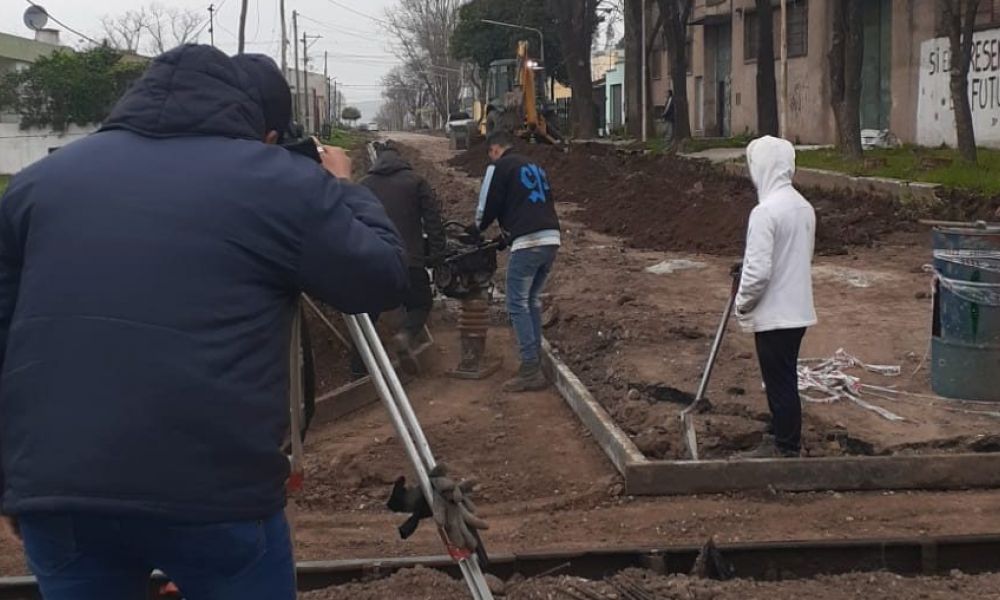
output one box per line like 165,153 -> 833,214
1,0 -> 399,117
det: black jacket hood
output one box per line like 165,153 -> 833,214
369,151 -> 412,176
101,44 -> 266,140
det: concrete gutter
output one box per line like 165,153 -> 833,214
719,161 -> 941,204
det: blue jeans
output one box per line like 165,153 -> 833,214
506,245 -> 558,364
18,511 -> 295,600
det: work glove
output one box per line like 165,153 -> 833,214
386,464 -> 489,558
492,233 -> 510,252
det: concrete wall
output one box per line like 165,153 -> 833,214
606,60 -> 627,131
916,25 -> 1000,148
0,123 -> 95,175
640,0 -> 959,145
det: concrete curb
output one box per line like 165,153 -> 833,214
720,162 -> 941,204
541,339 -> 1000,496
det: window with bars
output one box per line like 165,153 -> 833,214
743,0 -> 809,62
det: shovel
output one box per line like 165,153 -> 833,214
680,266 -> 741,460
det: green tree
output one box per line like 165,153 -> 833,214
450,0 -> 567,88
341,106 -> 362,126
0,45 -> 147,131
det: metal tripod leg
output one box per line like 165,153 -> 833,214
343,313 -> 494,600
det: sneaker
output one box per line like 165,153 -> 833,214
502,362 -> 548,393
734,435 -> 800,459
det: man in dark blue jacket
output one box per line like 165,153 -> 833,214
474,130 -> 560,392
0,46 -> 407,599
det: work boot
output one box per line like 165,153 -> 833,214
502,362 -> 548,393
733,435 -> 800,459
394,330 -> 420,375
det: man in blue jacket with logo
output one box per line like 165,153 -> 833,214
0,46 -> 407,599
474,130 -> 560,392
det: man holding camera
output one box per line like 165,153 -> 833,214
0,45 -> 407,599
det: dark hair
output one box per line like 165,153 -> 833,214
486,129 -> 515,149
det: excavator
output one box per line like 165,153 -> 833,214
482,40 -> 561,145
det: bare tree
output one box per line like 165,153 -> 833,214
383,65 -> 430,129
102,4 -> 203,55
755,0 -> 779,136
941,0 -> 982,163
384,0 -> 463,127
624,0 -> 667,139
546,0 -> 601,138
145,5 -> 202,54
656,0 -> 694,147
828,0 -> 864,160
101,10 -> 149,53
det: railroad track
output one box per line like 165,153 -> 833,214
2,533 -> 1000,598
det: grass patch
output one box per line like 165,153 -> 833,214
0,175 -> 9,196
796,146 -> 1000,195
324,128 -> 365,150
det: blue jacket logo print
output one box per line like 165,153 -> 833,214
519,164 -> 550,203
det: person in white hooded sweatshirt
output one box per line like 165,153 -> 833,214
735,136 -> 817,458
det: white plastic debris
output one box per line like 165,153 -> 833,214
798,349 -> 905,421
645,259 -> 707,275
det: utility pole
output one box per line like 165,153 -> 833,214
238,0 -> 248,54
641,0 -> 647,142
324,51 -> 330,126
303,32 -> 310,131
208,4 -> 215,47
779,0 -> 788,138
292,10 -> 301,123
301,33 -> 321,132
279,0 -> 287,76
333,79 -> 338,125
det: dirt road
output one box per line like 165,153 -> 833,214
2,133 -> 999,585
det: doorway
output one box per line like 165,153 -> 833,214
860,0 -> 892,131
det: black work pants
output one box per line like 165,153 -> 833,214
754,327 -> 806,453
350,267 -> 433,376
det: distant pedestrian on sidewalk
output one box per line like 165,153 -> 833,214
661,90 -> 675,143
474,130 -> 561,392
734,136 -> 817,458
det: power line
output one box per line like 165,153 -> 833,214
297,15 -> 379,42
24,0 -> 101,45
194,0 -> 230,38
320,0 -> 389,25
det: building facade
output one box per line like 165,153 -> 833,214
641,0 -> 1000,146
285,68 -> 333,134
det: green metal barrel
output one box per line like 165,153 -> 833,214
931,226 -> 1000,401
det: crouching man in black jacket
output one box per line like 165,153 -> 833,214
474,130 -> 560,392
359,142 -> 446,358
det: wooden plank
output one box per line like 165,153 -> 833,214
311,341 -> 432,426
625,453 -> 1000,496
541,339 -> 646,476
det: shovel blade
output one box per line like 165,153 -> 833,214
680,412 -> 699,461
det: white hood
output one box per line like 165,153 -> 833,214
746,135 -> 796,201
735,136 -> 817,333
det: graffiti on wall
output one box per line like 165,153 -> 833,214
917,27 -> 1000,148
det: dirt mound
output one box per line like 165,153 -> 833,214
300,566 -> 467,600
449,142 -> 900,255
300,566 -> 1000,599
